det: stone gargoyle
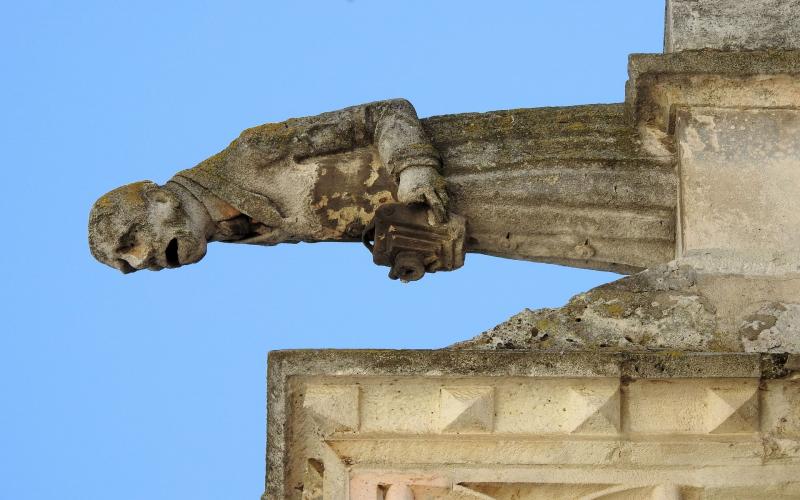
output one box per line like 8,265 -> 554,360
89,98 -> 676,280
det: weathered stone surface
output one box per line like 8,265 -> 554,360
89,99 -> 448,276
741,303 -> 800,353
265,350 -> 800,499
626,53 -> 800,279
455,264 -> 714,351
454,264 -> 800,353
676,107 -> 800,275
457,51 -> 800,355
665,0 -> 800,52
426,104 -> 676,273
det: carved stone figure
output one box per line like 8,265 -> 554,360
89,98 -> 676,279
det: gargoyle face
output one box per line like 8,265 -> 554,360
88,181 -> 207,273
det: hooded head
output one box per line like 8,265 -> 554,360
88,181 -> 208,273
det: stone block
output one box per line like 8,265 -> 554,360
303,384 -> 360,433
439,386 -> 494,433
675,107 -> 800,274
665,0 -> 800,52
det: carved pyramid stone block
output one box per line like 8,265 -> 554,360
303,384 -> 360,433
567,383 -> 621,434
705,383 -> 759,434
440,386 -> 495,433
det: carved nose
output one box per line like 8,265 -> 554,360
116,242 -> 151,269
119,253 -> 146,269
114,258 -> 137,274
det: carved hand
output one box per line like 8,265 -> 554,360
397,165 -> 449,223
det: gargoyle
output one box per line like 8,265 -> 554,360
89,99 -> 677,279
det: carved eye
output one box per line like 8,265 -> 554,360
116,226 -> 139,254
146,189 -> 170,204
153,193 -> 169,204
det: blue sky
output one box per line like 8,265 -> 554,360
1,2 -> 663,499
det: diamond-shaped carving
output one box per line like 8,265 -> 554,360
705,384 -> 759,434
303,384 -> 360,432
567,385 -> 621,434
440,386 -> 494,433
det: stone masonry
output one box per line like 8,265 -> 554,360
264,2 -> 800,498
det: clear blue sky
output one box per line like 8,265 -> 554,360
1,2 -> 663,499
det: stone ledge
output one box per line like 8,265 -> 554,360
267,350 -> 787,380
625,50 -> 800,127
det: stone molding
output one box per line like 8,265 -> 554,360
264,350 -> 799,499
626,50 -> 800,131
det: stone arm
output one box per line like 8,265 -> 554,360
172,99 -> 448,232
292,98 -> 448,219
364,99 -> 441,178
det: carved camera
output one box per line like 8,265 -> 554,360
362,203 -> 466,282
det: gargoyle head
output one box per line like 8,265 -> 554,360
88,181 -> 208,273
